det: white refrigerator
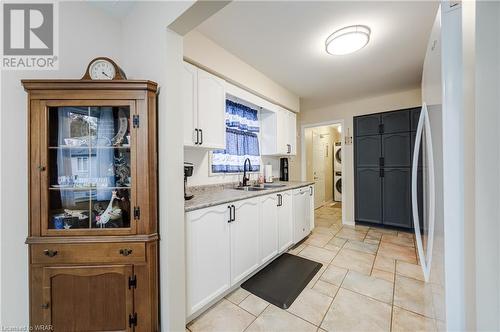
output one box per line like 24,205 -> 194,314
411,4 -> 448,326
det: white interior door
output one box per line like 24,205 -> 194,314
312,131 -> 325,208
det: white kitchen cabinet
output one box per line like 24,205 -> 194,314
230,198 -> 261,285
277,191 -> 293,252
260,194 -> 279,263
186,204 -> 231,316
182,61 -> 226,149
293,187 -> 313,243
261,107 -> 297,156
288,111 -> 297,155
182,62 -> 198,147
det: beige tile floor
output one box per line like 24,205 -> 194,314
187,203 -> 445,332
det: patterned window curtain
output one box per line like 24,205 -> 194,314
212,100 -> 260,173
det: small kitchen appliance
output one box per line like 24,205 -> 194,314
279,158 -> 289,181
184,162 -> 194,200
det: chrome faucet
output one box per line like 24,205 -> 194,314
242,158 -> 252,187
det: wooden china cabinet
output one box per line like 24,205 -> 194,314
23,78 -> 159,331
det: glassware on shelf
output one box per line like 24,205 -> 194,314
48,105 -> 133,231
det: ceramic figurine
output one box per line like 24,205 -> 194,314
64,209 -> 88,220
95,190 -> 123,227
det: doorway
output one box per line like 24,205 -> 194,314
304,124 -> 343,210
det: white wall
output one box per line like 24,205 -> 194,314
474,1 -> 500,330
297,88 -> 421,224
184,30 -> 300,112
0,2 -> 193,330
119,3 -> 194,331
0,3 -> 123,326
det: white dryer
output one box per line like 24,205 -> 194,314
334,142 -> 342,172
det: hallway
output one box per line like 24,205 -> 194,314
187,204 -> 443,332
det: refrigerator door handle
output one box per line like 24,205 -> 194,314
411,103 -> 435,282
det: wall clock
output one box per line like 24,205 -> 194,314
82,57 -> 127,80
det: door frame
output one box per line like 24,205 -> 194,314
301,119 -> 346,225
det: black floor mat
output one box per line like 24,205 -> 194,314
241,253 -> 322,309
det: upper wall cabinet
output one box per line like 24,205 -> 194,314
182,62 -> 226,149
261,107 -> 297,156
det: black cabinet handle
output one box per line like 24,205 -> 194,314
379,123 -> 384,134
43,249 -> 58,257
200,129 -> 203,145
195,128 -> 199,145
228,205 -> 236,222
119,248 -> 133,256
277,194 -> 282,207
379,157 -> 385,167
41,303 -> 50,309
380,169 -> 385,177
37,165 -> 46,172
309,186 -> 313,196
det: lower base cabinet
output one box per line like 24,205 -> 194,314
382,168 -> 412,228
29,240 -> 158,332
230,199 -> 261,285
260,194 -> 279,264
355,168 -> 383,224
186,188 -> 308,318
35,265 -> 134,331
186,204 -> 231,316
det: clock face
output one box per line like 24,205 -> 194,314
89,60 -> 116,80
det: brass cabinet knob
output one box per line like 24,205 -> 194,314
119,248 -> 133,256
37,165 -> 46,172
43,249 -> 58,257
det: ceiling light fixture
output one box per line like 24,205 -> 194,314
325,25 -> 371,55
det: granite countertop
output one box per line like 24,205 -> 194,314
184,181 -> 314,212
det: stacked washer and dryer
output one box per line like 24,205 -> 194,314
333,141 -> 342,202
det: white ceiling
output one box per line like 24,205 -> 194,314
196,1 -> 439,109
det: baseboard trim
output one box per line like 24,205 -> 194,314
342,220 -> 355,226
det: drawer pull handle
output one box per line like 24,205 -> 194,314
43,249 -> 58,257
119,249 -> 133,256
41,303 -> 50,309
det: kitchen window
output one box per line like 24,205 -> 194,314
211,100 -> 260,173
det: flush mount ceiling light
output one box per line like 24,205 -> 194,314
325,25 -> 371,55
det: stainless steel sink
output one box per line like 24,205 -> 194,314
233,186 -> 268,191
263,184 -> 287,189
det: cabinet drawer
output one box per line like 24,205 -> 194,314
31,242 -> 146,264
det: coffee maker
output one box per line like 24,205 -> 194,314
184,162 -> 194,200
279,158 -> 289,181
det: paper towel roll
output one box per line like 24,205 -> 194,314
264,164 -> 273,183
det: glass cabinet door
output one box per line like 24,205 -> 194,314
44,102 -> 136,234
